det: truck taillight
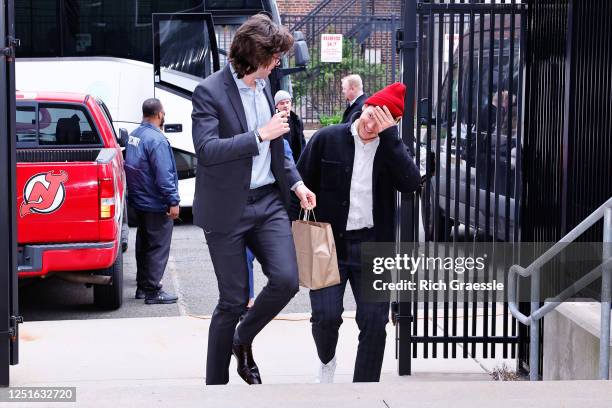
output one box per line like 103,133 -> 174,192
99,177 -> 115,219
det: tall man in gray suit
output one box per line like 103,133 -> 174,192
191,14 -> 316,385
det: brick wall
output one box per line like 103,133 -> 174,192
276,0 -> 321,15
277,0 -> 401,17
372,0 -> 402,16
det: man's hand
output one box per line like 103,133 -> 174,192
167,205 -> 180,220
258,110 -> 290,141
373,105 -> 397,133
294,184 -> 316,210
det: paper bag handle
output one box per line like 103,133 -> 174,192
299,208 -> 317,222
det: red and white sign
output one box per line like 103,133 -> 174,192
321,34 -> 343,63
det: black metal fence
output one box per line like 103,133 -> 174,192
397,0 -> 527,375
520,0 -> 612,377
281,13 -> 400,126
523,0 -> 612,244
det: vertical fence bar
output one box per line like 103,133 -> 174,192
415,10 -> 434,359
398,0 -> 418,376
435,8 -> 443,359
486,10 -> 497,358
392,15 -> 397,83
443,7 -> 455,360
465,7 -> 477,358
600,207 -> 612,380
512,4 -> 527,361
420,8 -> 436,360
560,0 -> 574,237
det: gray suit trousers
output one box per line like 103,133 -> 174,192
203,184 -> 299,385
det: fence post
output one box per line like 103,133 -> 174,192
600,207 -> 612,380
529,267 -> 540,381
397,0 -> 417,377
0,0 -> 9,388
0,0 -> 17,388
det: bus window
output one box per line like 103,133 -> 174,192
158,17 -> 215,80
15,1 -> 204,61
172,148 -> 197,180
153,13 -> 220,96
215,25 -> 240,68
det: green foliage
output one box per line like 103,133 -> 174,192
291,37 -> 391,123
318,113 -> 343,126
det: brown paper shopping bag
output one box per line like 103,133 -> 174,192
291,210 -> 340,290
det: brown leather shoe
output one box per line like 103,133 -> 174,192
232,343 -> 262,385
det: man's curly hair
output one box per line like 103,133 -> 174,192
229,13 -> 294,78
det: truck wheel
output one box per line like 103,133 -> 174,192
121,205 -> 129,253
93,250 -> 124,310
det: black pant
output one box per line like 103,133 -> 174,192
309,228 -> 389,382
134,208 -> 173,292
204,185 -> 299,385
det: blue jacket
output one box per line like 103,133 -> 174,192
125,121 -> 180,212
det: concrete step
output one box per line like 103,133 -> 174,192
11,378 -> 612,408
8,314 -> 612,407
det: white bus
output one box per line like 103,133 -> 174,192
15,0 -> 305,210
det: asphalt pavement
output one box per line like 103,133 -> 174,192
18,219 -> 357,321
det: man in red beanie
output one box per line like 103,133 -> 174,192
296,82 -> 421,383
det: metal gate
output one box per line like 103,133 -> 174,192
1,0 -> 19,387
282,13 -> 400,125
396,0 -> 527,375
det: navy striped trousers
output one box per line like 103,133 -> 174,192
309,228 -> 389,382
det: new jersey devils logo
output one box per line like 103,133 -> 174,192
20,171 -> 68,217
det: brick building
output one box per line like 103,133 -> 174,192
277,1 -> 403,125
277,0 -> 402,17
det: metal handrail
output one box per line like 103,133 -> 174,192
508,197 -> 612,380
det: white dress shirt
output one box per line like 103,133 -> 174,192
346,119 -> 380,231
230,64 -> 303,191
230,64 -> 275,189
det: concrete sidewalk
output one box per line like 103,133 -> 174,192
10,312 -> 503,387
8,313 -> 612,407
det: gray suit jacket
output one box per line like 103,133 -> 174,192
191,64 -> 302,233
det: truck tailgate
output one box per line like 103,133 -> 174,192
17,162 -> 100,243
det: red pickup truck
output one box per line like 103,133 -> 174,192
15,91 -> 128,310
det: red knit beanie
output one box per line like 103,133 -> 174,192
364,82 -> 406,119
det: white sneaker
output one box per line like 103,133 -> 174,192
316,356 -> 337,384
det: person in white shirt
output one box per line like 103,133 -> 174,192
296,83 -> 421,383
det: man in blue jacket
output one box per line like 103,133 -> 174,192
125,98 -> 179,305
